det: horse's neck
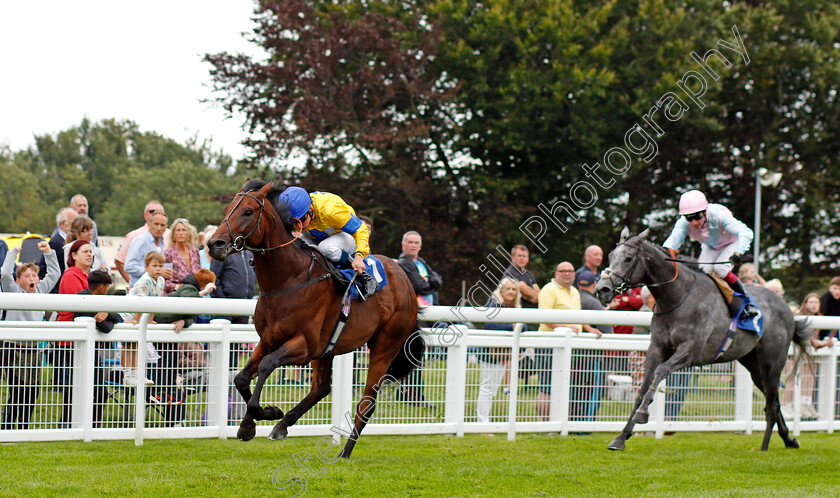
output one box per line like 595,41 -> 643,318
641,243 -> 693,307
253,237 -> 314,293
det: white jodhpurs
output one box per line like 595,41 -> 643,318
476,360 -> 505,423
302,231 -> 357,264
698,243 -> 739,277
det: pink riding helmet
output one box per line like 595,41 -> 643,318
678,190 -> 708,215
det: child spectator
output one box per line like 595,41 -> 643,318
0,241 -> 59,429
148,269 -> 215,424
120,251 -> 166,386
73,271 -> 122,426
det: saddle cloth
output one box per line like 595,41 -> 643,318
708,273 -> 763,337
337,256 -> 388,300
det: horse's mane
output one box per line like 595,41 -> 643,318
242,179 -> 295,233
633,237 -> 703,274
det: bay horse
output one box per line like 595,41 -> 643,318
595,228 -> 812,451
207,180 -> 422,459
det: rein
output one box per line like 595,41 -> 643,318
221,190 -> 332,298
603,242 -> 692,315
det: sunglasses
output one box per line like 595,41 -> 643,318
684,212 -> 705,222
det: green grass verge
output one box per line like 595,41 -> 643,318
2,432 -> 840,496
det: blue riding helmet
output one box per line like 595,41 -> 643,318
278,186 -> 312,220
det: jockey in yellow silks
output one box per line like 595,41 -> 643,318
278,187 -> 375,291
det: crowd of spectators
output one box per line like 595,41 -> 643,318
0,193 -> 838,430
0,196 -> 255,429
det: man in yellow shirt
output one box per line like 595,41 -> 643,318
535,261 -> 581,419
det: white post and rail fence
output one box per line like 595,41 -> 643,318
0,294 -> 837,445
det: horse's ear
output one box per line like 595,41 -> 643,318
258,182 -> 273,197
619,226 -> 631,243
637,228 -> 650,240
240,179 -> 250,191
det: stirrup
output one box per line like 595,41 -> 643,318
740,303 -> 759,319
355,272 -> 377,299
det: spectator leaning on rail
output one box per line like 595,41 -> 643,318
0,240 -> 59,430
476,277 -> 522,426
72,270 -> 122,427
395,230 -> 440,410
149,269 -> 216,417
573,270 -> 608,422
536,261 -> 584,420
663,189 -> 758,319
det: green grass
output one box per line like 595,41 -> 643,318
2,432 -> 840,496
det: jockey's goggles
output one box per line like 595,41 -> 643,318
684,211 -> 705,222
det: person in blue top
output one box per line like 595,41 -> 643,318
663,190 -> 757,318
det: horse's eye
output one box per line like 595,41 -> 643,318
243,208 -> 254,216
624,257 -> 632,263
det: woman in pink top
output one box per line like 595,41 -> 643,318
164,218 -> 201,295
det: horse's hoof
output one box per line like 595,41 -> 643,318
237,420 -> 256,442
268,424 -> 288,441
265,405 -> 284,420
786,438 -> 800,449
607,438 -> 626,451
632,411 -> 649,424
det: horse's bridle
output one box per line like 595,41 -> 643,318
219,191 -> 301,255
600,242 -> 647,296
218,189 -> 331,297
602,241 -> 696,315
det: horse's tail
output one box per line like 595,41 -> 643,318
787,317 -> 815,383
386,321 -> 425,381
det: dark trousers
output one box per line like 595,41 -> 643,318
52,344 -> 73,427
149,342 -> 185,426
569,353 -> 601,421
1,343 -> 41,430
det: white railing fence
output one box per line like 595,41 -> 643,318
0,296 -> 838,445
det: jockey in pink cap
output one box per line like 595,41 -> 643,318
663,190 -> 758,318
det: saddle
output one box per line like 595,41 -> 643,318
708,273 -> 763,335
298,240 -> 380,300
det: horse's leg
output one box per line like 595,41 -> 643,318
237,336 -> 309,441
233,342 -> 268,442
269,356 -> 334,441
740,351 -> 799,451
632,341 -> 696,425
608,349 -> 662,451
339,339 -> 404,459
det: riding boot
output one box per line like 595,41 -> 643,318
355,272 -> 378,300
729,277 -> 758,319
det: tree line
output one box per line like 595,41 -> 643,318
3,0 -> 837,304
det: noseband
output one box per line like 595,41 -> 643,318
601,242 -> 682,295
219,191 -> 299,255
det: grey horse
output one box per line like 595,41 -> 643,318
595,228 -> 812,451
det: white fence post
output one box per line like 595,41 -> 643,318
331,352 -> 354,444
556,327 -> 572,435
134,312 -> 152,446
734,362 -> 753,434
208,319 -> 231,439
506,323 -> 524,441
820,346 -> 838,434
78,318 -> 96,441
445,324 -> 468,437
